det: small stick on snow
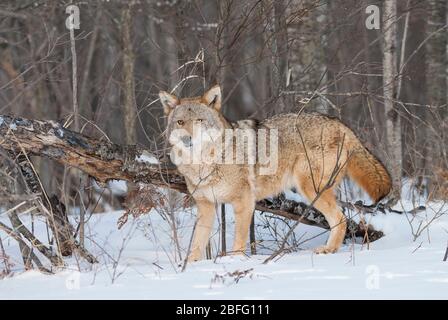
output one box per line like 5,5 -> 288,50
443,241 -> 448,262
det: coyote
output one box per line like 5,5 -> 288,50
159,85 -> 391,262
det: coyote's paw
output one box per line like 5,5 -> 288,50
313,245 -> 338,254
187,251 -> 202,263
228,249 -> 246,257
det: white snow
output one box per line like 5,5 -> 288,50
135,151 -> 159,164
0,198 -> 447,299
106,180 -> 128,195
91,179 -> 128,196
56,128 -> 64,137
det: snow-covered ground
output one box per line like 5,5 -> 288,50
0,187 -> 447,299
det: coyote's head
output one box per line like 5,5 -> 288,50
159,85 -> 227,164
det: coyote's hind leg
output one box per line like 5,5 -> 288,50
297,178 -> 347,254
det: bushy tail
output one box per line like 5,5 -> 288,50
347,145 -> 392,203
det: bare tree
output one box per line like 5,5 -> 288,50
382,0 -> 402,201
262,0 -> 289,111
121,3 -> 137,145
426,0 -> 448,196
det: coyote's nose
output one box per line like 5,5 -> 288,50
181,135 -> 192,148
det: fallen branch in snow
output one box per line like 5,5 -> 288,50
0,114 -> 399,243
0,115 -> 186,192
11,152 -> 98,264
6,206 -> 64,266
444,241 -> 448,262
11,151 -> 74,258
256,195 -> 384,242
0,221 -> 51,274
337,200 -> 426,216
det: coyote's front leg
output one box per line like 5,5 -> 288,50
187,199 -> 216,262
231,192 -> 256,256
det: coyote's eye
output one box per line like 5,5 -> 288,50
177,120 -> 184,126
196,119 -> 203,123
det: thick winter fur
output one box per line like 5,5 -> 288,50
159,85 -> 392,262
347,146 -> 391,202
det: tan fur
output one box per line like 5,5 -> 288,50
160,86 -> 392,262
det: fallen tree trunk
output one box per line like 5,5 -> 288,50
0,115 -> 186,191
0,114 -> 388,242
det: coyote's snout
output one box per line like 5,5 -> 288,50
160,85 -> 392,261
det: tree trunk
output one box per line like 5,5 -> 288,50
383,0 -> 402,201
426,0 -> 448,196
263,0 -> 289,112
121,4 -> 137,145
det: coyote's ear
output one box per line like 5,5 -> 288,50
202,85 -> 222,111
159,91 -> 179,115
